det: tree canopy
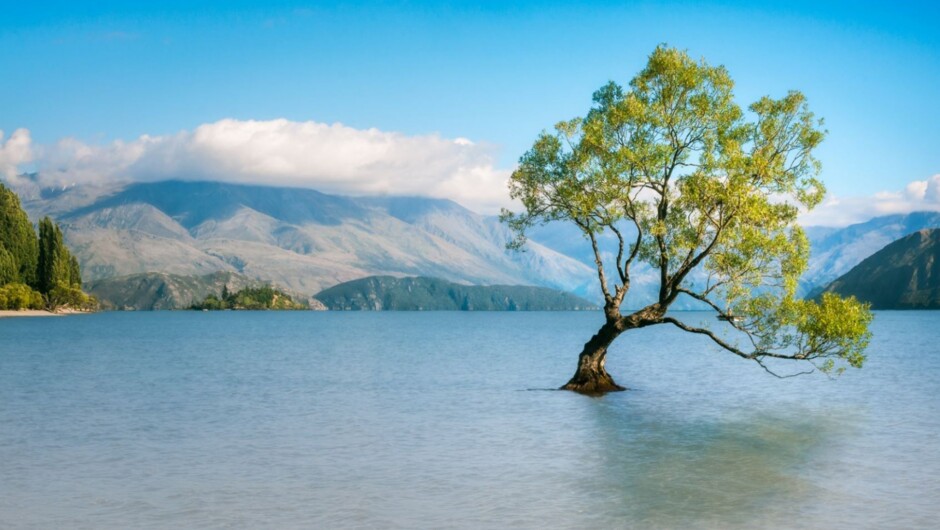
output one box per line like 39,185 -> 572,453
502,45 -> 871,389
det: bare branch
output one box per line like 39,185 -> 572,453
675,287 -> 725,314
661,317 -> 751,359
608,223 -> 627,284
577,219 -> 613,304
661,317 -> 817,377
754,357 -> 815,379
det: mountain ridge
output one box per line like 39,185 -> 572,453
314,275 -> 598,311
20,179 -> 596,300
803,211 -> 940,293
821,228 -> 940,309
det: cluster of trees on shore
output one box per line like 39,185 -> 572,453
0,183 -> 96,311
191,285 -> 307,310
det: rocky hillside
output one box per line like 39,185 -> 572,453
86,271 -> 266,310
821,229 -> 940,309
313,276 -> 597,311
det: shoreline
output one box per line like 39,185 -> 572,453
0,309 -> 88,319
0,310 -> 59,318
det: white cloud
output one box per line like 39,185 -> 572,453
800,174 -> 940,226
0,129 -> 34,180
20,118 -> 933,225
18,119 -> 514,214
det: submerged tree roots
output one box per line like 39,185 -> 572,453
560,375 -> 626,395
560,348 -> 627,395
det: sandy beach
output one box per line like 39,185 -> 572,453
0,310 -> 60,318
0,309 -> 88,318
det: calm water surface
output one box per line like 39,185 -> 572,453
1,311 -> 938,528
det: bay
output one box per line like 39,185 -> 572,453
1,311 -> 938,528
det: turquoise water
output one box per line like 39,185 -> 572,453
1,311 -> 938,528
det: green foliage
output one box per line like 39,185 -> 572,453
69,254 -> 82,288
0,282 -> 43,310
0,183 -> 39,286
44,283 -> 98,311
192,285 -> 307,310
0,245 -> 17,285
502,45 -> 873,375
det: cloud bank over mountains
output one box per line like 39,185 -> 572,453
800,174 -> 940,226
1,121 -> 937,225
0,119 -> 512,213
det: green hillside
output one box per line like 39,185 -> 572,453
822,228 -> 940,309
314,275 -> 597,311
87,271 -> 267,310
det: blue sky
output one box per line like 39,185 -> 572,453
1,1 -> 938,223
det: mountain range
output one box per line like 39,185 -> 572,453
12,178 -> 595,303
8,176 -> 940,309
821,228 -> 940,309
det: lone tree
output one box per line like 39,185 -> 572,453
502,46 -> 872,394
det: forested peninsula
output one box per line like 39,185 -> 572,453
191,285 -> 307,310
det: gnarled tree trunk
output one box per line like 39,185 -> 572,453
561,320 -> 625,394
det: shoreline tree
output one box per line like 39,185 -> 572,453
501,46 -> 872,394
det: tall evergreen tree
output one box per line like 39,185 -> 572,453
0,245 -> 17,285
37,217 -> 72,294
69,254 -> 81,287
0,183 -> 39,286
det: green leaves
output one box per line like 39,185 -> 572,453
796,293 -> 873,372
0,282 -> 43,310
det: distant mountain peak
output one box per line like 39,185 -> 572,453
63,180 -> 368,228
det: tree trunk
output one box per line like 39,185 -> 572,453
561,320 -> 626,394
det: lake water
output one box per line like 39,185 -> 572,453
1,311 -> 938,528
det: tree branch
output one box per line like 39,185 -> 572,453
665,211 -> 731,305
661,316 -> 751,359
754,357 -> 815,379
608,223 -> 627,284
661,316 -> 817,367
675,287 -> 726,315
578,220 -> 613,304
